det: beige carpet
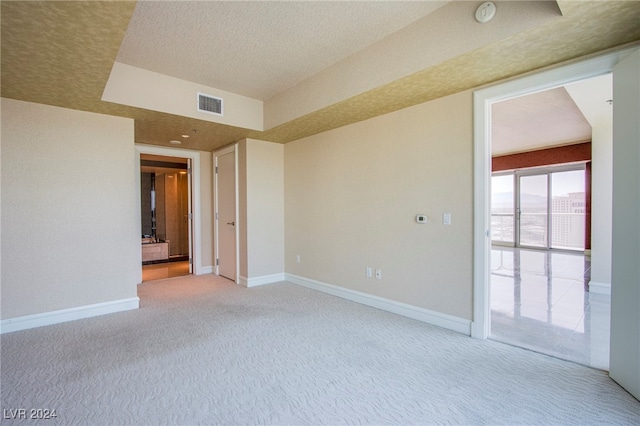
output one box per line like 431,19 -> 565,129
2,274 -> 639,425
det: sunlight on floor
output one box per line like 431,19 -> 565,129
490,247 -> 610,370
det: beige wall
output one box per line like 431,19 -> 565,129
104,63 -> 263,131
246,139 -> 284,279
235,139 -> 285,283
284,91 -> 473,320
1,98 -> 139,319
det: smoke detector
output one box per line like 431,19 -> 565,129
475,2 -> 496,23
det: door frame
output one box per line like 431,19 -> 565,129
213,144 -> 239,283
472,46 -> 637,340
135,144 -> 202,280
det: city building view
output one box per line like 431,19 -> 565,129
491,170 -> 586,251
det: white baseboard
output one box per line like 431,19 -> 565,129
197,266 -> 214,275
589,280 -> 611,295
0,297 -> 140,334
285,274 -> 471,335
239,273 -> 286,288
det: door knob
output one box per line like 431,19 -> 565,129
227,221 -> 235,226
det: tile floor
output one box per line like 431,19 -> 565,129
142,260 -> 190,282
490,247 -> 610,370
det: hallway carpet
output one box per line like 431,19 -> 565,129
2,275 -> 639,425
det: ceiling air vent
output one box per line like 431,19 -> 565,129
197,92 -> 223,116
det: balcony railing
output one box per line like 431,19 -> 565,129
491,212 -> 585,250
491,213 -> 514,243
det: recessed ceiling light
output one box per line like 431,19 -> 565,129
169,140 -> 182,145
181,134 -> 190,138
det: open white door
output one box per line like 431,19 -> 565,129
609,49 -> 640,400
214,145 -> 238,282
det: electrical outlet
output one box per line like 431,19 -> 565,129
296,255 -> 301,263
375,269 -> 382,280
366,267 -> 372,278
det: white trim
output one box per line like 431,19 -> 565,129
240,273 -> 286,288
0,297 -> 140,334
199,266 -> 214,275
472,47 -> 637,339
589,281 -> 612,295
286,274 -> 471,335
135,145 -> 203,275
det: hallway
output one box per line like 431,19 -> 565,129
490,247 -> 610,370
142,260 -> 190,282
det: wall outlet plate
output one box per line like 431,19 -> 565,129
416,214 -> 427,224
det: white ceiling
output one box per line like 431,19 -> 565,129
117,1 -> 448,101
492,87 -> 591,156
491,74 -> 612,156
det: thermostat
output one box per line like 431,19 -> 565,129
416,214 -> 427,224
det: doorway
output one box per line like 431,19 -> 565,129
474,47 -> 640,398
489,96 -> 602,367
487,83 -> 604,368
140,154 -> 192,281
135,145 -> 203,282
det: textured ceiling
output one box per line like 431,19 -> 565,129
2,1 -> 640,152
118,1 -> 447,100
1,1 -> 136,112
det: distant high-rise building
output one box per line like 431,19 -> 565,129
551,192 -> 585,249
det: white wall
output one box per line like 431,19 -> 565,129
565,75 -> 613,293
589,119 -> 613,291
284,91 -> 473,320
610,48 -> 640,400
1,98 -> 139,320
